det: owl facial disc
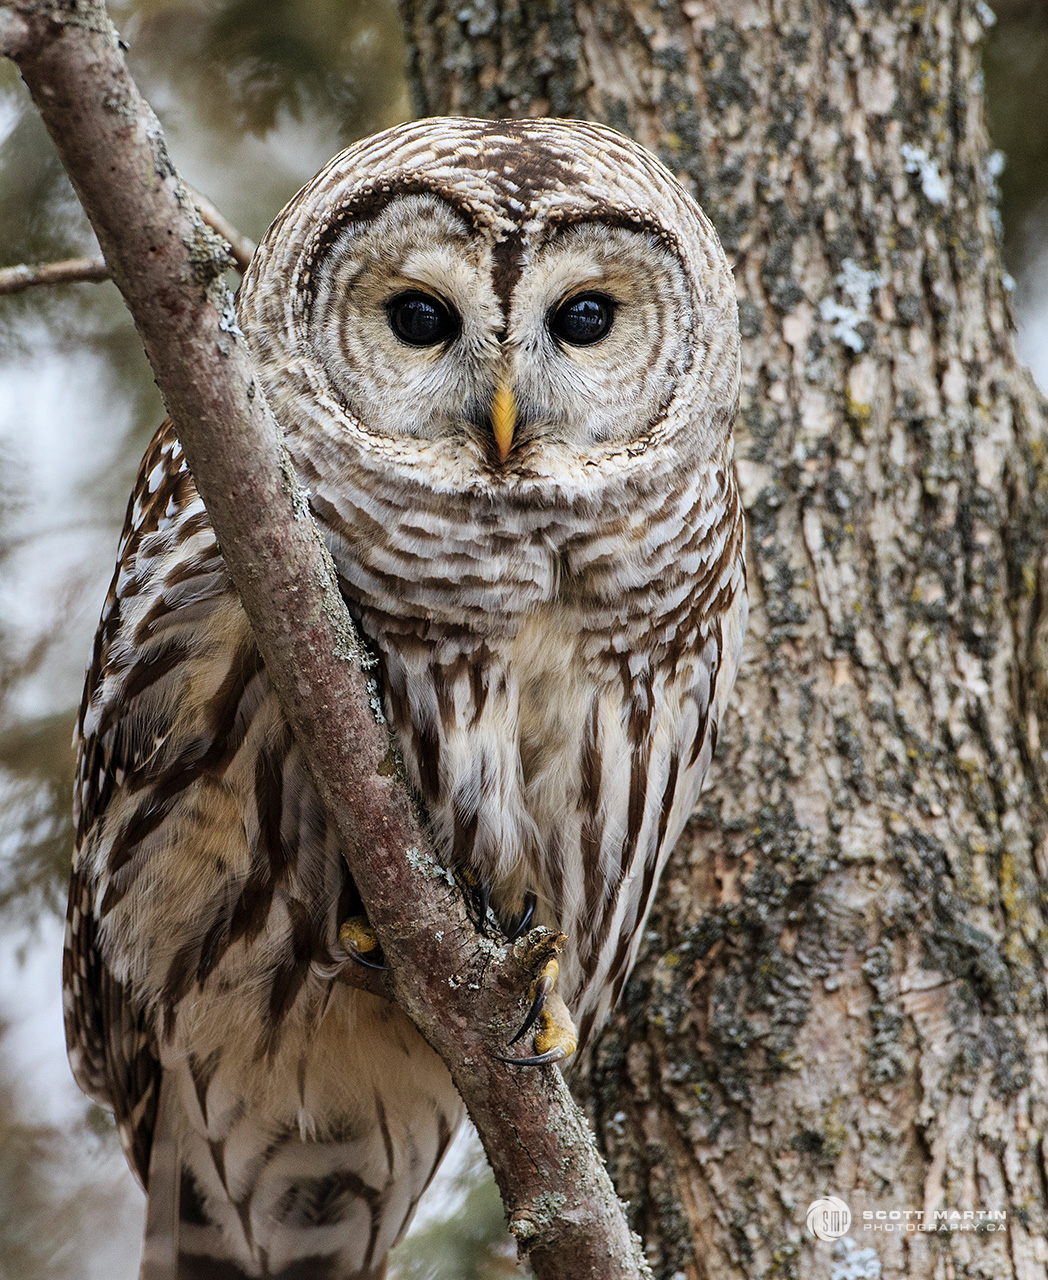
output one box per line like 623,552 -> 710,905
240,117 -> 740,487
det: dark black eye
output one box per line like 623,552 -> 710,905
386,292 -> 459,346
549,293 -> 615,346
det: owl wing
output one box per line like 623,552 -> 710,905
64,419 -> 242,1182
63,866 -> 160,1181
67,421 -> 463,1277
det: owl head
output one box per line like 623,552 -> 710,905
239,118 -> 739,493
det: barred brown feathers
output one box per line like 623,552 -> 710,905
64,117 -> 746,1278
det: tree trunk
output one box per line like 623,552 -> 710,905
400,2 -> 1048,1277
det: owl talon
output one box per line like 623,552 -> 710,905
509,955 -> 558,1045
498,1047 -> 568,1067
505,891 -> 536,943
501,954 -> 578,1065
339,916 -> 389,970
499,992 -> 578,1067
459,868 -> 496,931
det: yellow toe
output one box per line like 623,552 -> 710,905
533,992 -> 578,1061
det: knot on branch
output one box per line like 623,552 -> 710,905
508,1194 -> 570,1248
513,926 -> 566,973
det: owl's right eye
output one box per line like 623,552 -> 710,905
386,292 -> 459,346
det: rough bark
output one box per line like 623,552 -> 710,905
0,3 -> 648,1276
401,2 -> 1048,1278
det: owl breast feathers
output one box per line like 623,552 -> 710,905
64,117 -> 746,1279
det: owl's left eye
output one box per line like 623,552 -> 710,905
386,292 -> 459,346
549,293 -> 615,346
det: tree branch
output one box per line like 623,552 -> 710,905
0,2 -> 648,1275
0,186 -> 255,295
0,253 -> 108,294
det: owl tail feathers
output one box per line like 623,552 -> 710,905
139,1077 -> 389,1280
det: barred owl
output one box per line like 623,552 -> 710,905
64,118 -> 746,1279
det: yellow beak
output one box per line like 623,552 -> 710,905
491,382 -> 516,462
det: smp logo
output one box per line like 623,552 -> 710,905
807,1197 -> 852,1241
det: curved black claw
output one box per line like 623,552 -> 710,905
459,870 -> 497,933
495,1045 -> 570,1067
508,958 -> 557,1046
347,947 -> 389,971
505,891 -> 537,943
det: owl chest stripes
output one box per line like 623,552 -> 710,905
309,468 -> 740,1028
368,602 -> 727,1041
306,451 -> 732,637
